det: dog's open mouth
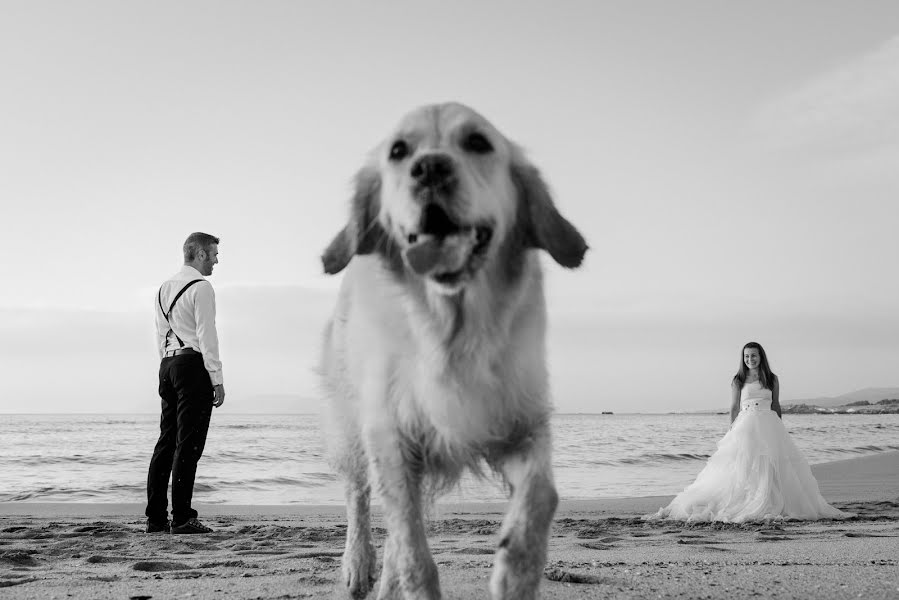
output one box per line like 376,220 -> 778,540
402,204 -> 493,287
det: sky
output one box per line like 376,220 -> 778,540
1,1 -> 898,414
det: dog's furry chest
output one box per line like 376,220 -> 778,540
329,257 -> 550,466
389,320 -> 546,459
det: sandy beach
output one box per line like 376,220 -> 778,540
1,452 -> 897,600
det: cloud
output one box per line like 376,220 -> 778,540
754,35 -> 899,162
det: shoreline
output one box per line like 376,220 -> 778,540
2,450 -> 895,518
1,451 -> 897,599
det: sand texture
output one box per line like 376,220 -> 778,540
1,452 -> 897,599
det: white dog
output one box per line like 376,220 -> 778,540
319,102 -> 587,600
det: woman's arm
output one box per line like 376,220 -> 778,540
771,377 -> 782,418
730,381 -> 741,424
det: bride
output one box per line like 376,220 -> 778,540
645,342 -> 853,523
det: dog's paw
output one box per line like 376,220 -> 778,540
489,547 -> 538,600
343,542 -> 377,599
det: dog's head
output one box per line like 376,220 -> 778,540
322,102 -> 587,293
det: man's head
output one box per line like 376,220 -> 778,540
183,232 -> 220,276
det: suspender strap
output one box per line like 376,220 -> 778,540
158,279 -> 204,349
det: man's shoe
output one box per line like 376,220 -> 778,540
146,519 -> 170,533
171,518 -> 213,534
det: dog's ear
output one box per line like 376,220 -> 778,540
321,168 -> 385,274
511,162 -> 588,268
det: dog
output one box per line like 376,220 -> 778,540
319,102 -> 587,600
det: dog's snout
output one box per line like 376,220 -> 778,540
410,154 -> 455,187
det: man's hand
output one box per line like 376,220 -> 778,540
213,384 -> 225,408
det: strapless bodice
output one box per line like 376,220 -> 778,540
741,381 -> 772,412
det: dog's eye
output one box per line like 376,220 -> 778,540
462,132 -> 493,154
389,140 -> 409,161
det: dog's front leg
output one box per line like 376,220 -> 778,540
364,426 -> 440,600
375,532 -> 401,599
489,429 -> 558,600
342,466 -> 376,599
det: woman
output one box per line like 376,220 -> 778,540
645,342 -> 852,523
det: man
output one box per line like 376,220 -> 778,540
145,232 -> 225,534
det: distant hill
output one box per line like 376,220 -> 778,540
785,387 -> 899,408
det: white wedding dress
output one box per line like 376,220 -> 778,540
645,381 -> 853,523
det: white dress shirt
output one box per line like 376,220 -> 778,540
155,265 -> 223,386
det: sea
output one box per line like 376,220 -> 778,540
2,413 -> 897,505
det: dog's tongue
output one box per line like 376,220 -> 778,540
404,232 -> 475,276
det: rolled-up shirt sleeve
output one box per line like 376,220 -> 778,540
155,296 -> 166,360
193,282 -> 223,386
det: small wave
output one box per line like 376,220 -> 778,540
204,473 -> 338,490
851,444 -> 899,453
216,422 -> 307,431
208,451 -> 281,463
824,444 -> 899,455
618,452 -> 710,466
209,449 -> 326,463
0,486 -> 110,502
5,455 -> 134,467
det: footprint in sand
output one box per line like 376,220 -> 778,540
575,526 -> 608,539
289,550 -> 345,559
86,555 -> 134,564
579,542 -> 615,550
197,560 -> 256,569
844,531 -> 895,538
233,548 -> 290,556
448,547 -> 494,555
85,575 -> 121,582
0,575 -> 39,588
297,573 -> 333,586
755,533 -> 792,541
544,567 -> 606,584
65,522 -> 132,538
1,528 -> 50,540
132,560 -> 192,572
0,551 -> 38,567
675,541 -> 730,552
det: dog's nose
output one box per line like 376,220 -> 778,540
410,154 -> 455,187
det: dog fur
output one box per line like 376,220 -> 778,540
319,102 -> 587,600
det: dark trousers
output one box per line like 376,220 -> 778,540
145,354 -> 213,525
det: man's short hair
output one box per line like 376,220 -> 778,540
183,232 -> 220,262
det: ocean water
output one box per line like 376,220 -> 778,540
1,413 -> 897,505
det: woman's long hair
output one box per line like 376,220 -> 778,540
732,341 -> 778,390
